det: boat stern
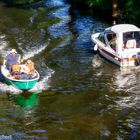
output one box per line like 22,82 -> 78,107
120,56 -> 136,67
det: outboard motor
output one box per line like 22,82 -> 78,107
135,52 -> 140,65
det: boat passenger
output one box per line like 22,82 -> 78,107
20,60 -> 36,80
109,35 -> 117,51
25,59 -> 35,72
20,64 -> 30,74
3,49 -> 21,71
7,64 -> 21,79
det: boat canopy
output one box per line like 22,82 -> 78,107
105,24 -> 140,34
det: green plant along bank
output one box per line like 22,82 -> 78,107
68,0 -> 140,25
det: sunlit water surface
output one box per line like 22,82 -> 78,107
0,0 -> 140,139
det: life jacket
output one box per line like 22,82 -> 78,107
11,64 -> 20,71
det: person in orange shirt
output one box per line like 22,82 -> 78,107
25,59 -> 35,72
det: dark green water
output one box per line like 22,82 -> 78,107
1,0 -> 140,139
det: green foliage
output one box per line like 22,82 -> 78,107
87,0 -> 103,7
69,0 -> 140,25
125,0 -> 140,23
88,0 -> 112,11
0,0 -> 40,5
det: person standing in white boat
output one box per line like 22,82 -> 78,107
3,49 -> 21,71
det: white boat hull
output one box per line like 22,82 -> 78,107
98,47 -> 121,66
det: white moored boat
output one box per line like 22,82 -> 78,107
91,24 -> 140,67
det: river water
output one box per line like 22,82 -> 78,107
0,0 -> 140,139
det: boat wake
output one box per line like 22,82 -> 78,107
114,67 -> 140,93
114,67 -> 140,108
0,34 -> 8,60
30,68 -> 54,92
115,94 -> 140,108
19,40 -> 50,61
0,81 -> 22,94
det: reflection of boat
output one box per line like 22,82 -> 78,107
1,65 -> 40,90
14,92 -> 38,108
91,24 -> 140,67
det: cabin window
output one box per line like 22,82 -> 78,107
106,33 -> 117,51
106,34 -> 116,42
98,33 -> 106,45
123,31 -> 140,49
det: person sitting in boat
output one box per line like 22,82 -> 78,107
25,59 -> 35,72
8,64 -> 21,79
109,35 -> 117,51
3,49 -> 21,71
20,60 -> 36,79
20,65 -> 31,80
20,65 -> 30,74
25,59 -> 37,78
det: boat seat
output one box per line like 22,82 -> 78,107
126,39 -> 136,49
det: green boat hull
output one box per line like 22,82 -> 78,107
1,66 -> 39,91
5,77 -> 38,90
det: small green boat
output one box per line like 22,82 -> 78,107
1,65 -> 40,90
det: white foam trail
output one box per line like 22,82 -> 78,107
0,41 -> 7,50
0,35 -> 5,39
114,67 -> 140,108
30,69 -> 54,92
115,96 -> 137,108
0,35 -> 9,60
0,82 -> 22,94
114,68 -> 137,91
0,34 -> 7,53
51,36 -> 72,52
20,41 -> 50,61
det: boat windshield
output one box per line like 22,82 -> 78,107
123,31 -> 140,49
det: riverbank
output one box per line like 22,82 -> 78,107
68,0 -> 140,26
67,0 -> 114,23
0,0 -> 41,6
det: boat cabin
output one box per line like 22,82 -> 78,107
101,24 -> 140,55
